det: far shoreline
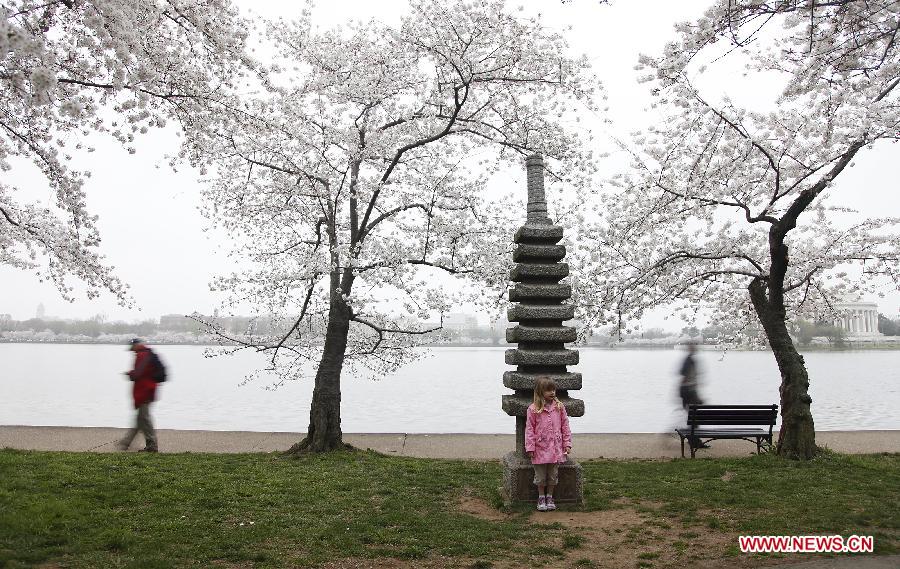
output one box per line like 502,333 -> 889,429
2,339 -> 900,351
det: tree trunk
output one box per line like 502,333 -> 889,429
749,279 -> 817,459
286,276 -> 354,454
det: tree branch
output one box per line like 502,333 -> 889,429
358,83 -> 471,235
360,203 -> 430,240
351,315 -> 442,355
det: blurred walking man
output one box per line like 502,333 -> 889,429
678,342 -> 709,450
118,338 -> 160,452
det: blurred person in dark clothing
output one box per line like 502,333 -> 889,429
678,342 -> 709,449
117,338 -> 160,452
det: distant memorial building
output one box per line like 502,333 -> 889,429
832,301 -> 883,339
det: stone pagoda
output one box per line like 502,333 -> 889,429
501,153 -> 585,506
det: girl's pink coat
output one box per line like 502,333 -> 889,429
525,402 -> 572,464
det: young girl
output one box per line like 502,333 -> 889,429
525,377 -> 572,511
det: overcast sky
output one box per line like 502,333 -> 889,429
2,1 -> 898,326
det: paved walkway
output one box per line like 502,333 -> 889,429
1,426 -> 898,459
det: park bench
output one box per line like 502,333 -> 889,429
676,404 -> 778,458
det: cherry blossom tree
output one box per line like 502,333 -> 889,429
190,0 -> 600,453
1,0 -> 254,302
580,1 -> 900,459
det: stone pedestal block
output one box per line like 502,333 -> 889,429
502,394 -> 585,417
509,263 -> 569,282
503,370 -> 582,390
506,325 -> 577,343
501,451 -> 584,506
509,283 -> 572,301
513,243 -> 566,262
507,304 -> 575,322
514,223 -> 564,243
505,348 -> 579,366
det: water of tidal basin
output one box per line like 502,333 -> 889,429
2,344 -> 897,433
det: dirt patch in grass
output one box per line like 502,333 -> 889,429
455,490 -> 514,522
446,495 -> 815,569
319,557 -> 509,569
529,504 -> 646,530
209,561 -> 255,569
318,558 -> 407,568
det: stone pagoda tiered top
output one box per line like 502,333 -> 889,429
502,153 -> 585,432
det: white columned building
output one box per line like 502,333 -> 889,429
833,301 -> 883,339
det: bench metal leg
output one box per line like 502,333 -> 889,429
680,436 -> 685,458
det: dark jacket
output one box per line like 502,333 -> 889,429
128,348 -> 158,408
679,353 -> 702,408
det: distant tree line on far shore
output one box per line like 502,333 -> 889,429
607,314 -> 900,348
0,314 -> 245,343
2,313 -> 898,346
0,313 -> 501,345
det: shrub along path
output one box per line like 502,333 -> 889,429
0,449 -> 897,568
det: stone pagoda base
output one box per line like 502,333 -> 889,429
501,451 -> 584,506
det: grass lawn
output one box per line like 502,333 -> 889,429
1,449 -> 897,568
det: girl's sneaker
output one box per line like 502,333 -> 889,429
537,495 -> 548,511
546,496 -> 557,511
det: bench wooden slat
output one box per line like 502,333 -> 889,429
687,426 -> 772,431
689,408 -> 776,414
691,410 -> 775,414
677,404 -> 778,458
676,427 -> 769,433
678,429 -> 767,436
678,427 -> 769,432
686,404 -> 777,409
688,417 -> 775,425
688,412 -> 776,419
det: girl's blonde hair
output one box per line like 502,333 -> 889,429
533,376 -> 562,412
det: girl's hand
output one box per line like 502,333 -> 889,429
527,451 -> 534,459
565,447 -> 571,455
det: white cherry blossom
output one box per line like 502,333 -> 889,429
192,0 -> 600,452
579,0 -> 900,459
1,0 -> 255,301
